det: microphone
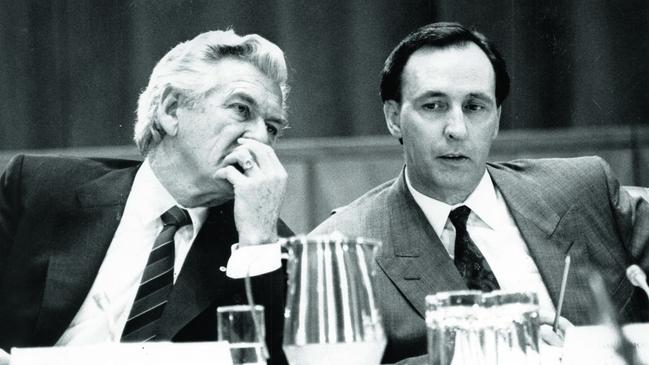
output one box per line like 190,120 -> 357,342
626,264 -> 649,301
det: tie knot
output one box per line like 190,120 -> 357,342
161,206 -> 191,227
449,205 -> 471,228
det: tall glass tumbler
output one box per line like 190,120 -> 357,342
218,305 -> 267,365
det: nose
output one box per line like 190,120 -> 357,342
242,117 -> 271,144
443,107 -> 468,140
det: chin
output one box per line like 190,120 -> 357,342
188,193 -> 233,208
184,183 -> 234,208
437,175 -> 477,192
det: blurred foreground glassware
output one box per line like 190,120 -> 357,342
426,290 -> 541,365
426,291 -> 484,365
281,233 -> 386,365
483,291 -> 541,365
218,305 -> 267,365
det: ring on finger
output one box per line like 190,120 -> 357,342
242,160 -> 255,170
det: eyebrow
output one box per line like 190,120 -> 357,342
418,91 -> 446,99
414,91 -> 495,104
227,91 -> 258,107
466,92 -> 495,103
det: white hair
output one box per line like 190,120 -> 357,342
134,29 -> 289,154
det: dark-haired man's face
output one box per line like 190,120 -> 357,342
383,43 -> 500,204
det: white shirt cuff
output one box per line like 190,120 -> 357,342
226,242 -> 282,279
0,348 -> 10,365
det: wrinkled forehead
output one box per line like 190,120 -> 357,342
205,58 -> 284,109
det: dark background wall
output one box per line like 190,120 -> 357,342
1,0 -> 648,150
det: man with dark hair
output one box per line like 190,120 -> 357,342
0,30 -> 291,365
311,22 -> 649,364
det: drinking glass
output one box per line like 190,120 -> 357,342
482,291 -> 541,365
217,305 -> 267,365
426,290 -> 485,365
427,290 -> 542,365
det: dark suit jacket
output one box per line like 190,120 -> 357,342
311,156 -> 649,364
0,155 -> 291,365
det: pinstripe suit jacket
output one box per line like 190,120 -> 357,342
0,155 -> 290,365
310,156 -> 649,364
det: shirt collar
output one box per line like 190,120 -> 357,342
463,171 -> 500,230
405,167 -> 499,236
127,158 -> 208,235
405,169 -> 453,237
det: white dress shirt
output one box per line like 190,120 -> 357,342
56,159 -> 280,345
405,168 -> 555,314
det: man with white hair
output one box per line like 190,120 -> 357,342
0,30 -> 291,364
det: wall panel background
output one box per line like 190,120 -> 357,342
1,1 -> 647,149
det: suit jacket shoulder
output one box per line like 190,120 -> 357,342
1,154 -> 140,248
489,156 -> 609,205
310,177 -> 398,238
2,154 -> 140,210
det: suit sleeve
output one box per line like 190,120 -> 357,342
0,155 -> 25,272
597,157 -> 649,270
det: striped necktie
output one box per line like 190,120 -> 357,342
449,205 -> 500,292
121,206 -> 190,342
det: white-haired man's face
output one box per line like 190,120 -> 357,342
154,57 -> 286,208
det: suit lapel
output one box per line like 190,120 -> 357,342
157,202 -> 236,339
33,165 -> 138,345
488,164 -> 591,323
376,172 -> 466,319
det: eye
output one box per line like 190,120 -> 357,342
422,101 -> 445,111
464,103 -> 485,112
231,103 -> 250,118
265,122 -> 279,137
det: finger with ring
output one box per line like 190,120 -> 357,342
242,160 -> 255,170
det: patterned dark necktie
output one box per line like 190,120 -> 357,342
121,206 -> 190,342
449,206 -> 500,292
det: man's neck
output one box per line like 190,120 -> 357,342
404,165 -> 488,205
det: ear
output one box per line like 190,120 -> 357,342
158,86 -> 181,137
491,106 -> 501,140
383,100 -> 402,139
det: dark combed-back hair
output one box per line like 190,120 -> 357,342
379,22 -> 510,106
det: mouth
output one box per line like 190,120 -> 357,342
438,153 -> 469,162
